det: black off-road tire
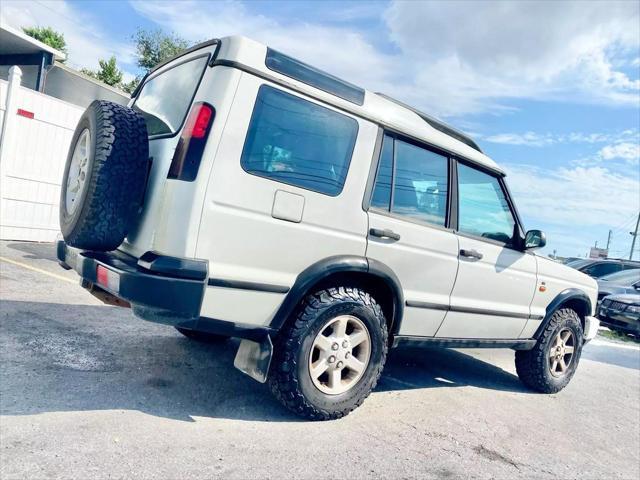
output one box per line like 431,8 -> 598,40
60,100 -> 148,251
174,327 -> 228,343
515,308 -> 584,393
269,287 -> 388,420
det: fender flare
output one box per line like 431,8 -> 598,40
269,255 -> 404,333
532,288 -> 592,339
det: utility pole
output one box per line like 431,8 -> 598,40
606,230 -> 612,250
630,212 -> 640,261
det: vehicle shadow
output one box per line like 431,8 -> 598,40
1,300 -> 533,423
5,241 -> 58,263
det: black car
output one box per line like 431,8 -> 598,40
566,258 -> 639,279
597,269 -> 640,304
597,293 -> 640,337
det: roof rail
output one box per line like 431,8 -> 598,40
375,92 -> 482,153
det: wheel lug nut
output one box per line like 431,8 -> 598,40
328,355 -> 336,363
332,343 -> 339,351
345,352 -> 351,359
342,340 -> 348,348
337,361 -> 344,369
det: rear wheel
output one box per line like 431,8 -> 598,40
516,308 -> 583,393
269,287 -> 388,420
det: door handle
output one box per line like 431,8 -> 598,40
369,228 -> 401,241
460,248 -> 483,260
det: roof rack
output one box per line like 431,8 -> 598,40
375,92 -> 482,153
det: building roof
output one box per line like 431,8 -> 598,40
0,24 -> 66,61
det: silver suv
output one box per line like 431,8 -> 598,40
56,36 -> 599,420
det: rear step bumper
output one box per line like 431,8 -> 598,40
57,240 -> 275,383
57,240 -> 208,320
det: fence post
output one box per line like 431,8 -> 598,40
0,65 -> 23,163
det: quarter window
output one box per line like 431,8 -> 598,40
457,163 -> 516,244
241,85 -> 358,196
370,136 -> 449,227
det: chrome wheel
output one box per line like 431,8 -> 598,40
549,328 -> 575,377
308,315 -> 371,395
65,129 -> 91,214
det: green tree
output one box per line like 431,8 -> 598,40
81,56 -> 123,86
133,28 -> 191,72
22,26 -> 67,60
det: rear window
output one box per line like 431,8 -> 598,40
240,85 -> 358,196
133,55 -> 208,137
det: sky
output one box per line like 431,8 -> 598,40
1,0 -> 639,259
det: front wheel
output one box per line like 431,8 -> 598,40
516,308 -> 584,393
269,287 -> 388,420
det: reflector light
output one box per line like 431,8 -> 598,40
17,108 -> 34,119
96,265 -> 120,292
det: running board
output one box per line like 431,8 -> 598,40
392,336 -> 536,350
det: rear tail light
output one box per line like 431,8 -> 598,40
168,102 -> 215,181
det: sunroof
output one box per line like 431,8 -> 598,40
265,48 -> 365,106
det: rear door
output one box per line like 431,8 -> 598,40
365,133 -> 459,337
120,45 -> 232,258
436,162 -> 537,338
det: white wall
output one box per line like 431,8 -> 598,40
0,69 -> 84,241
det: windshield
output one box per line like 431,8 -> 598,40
566,259 -> 592,269
133,55 -> 209,137
599,269 -> 640,285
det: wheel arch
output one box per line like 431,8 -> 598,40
533,288 -> 592,339
269,255 -> 404,339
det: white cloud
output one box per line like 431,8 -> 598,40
385,0 -> 640,114
0,0 -> 136,74
599,142 -> 640,162
484,132 -> 556,147
129,0 -> 399,97
129,0 -> 640,117
506,164 -> 639,231
484,129 -> 639,150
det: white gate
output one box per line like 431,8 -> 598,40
0,67 -> 83,241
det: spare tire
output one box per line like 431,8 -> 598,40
60,100 -> 148,251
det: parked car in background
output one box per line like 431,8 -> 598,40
598,293 -> 640,337
562,257 -> 582,265
566,258 -> 639,279
597,269 -> 640,305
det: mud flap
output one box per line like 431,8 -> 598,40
233,336 -> 273,383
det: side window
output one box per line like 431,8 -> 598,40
240,85 -> 358,196
370,136 -> 449,227
393,140 -> 448,226
457,163 -> 516,244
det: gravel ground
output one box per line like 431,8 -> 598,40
1,240 -> 639,479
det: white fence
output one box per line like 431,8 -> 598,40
0,67 -> 83,241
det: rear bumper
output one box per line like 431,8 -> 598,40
56,240 -> 207,320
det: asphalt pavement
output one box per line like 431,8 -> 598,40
1,240 -> 639,479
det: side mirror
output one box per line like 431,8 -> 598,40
524,229 -> 546,250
